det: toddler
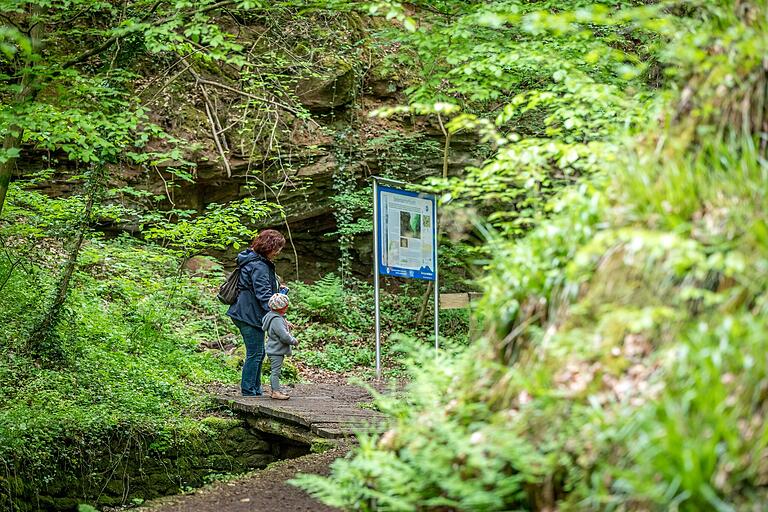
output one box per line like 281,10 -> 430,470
263,293 -> 297,400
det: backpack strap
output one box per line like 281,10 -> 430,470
263,315 -> 279,334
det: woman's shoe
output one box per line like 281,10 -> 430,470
271,391 -> 290,400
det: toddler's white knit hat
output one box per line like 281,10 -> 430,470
268,293 -> 290,310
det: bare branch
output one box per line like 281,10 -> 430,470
204,99 -> 232,177
191,68 -> 233,178
154,166 -> 175,206
194,76 -> 319,127
140,60 -> 194,106
139,0 -> 166,23
0,13 -> 22,31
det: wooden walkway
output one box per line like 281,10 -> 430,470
216,384 -> 387,439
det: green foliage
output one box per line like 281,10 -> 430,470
362,0 -> 660,238
0,190 -> 242,501
331,131 -> 361,282
599,315 -> 768,510
296,1 -> 768,510
4,185 -> 130,241
142,198 -> 279,254
330,188 -> 374,239
287,274 -> 469,377
290,274 -> 369,329
294,341 -> 557,510
298,343 -> 375,373
365,130 -> 442,178
262,356 -> 300,384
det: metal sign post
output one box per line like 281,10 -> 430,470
372,176 -> 438,379
433,213 -> 439,351
373,178 -> 382,378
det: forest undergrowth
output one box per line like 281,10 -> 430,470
1,0 -> 766,510
295,1 -> 768,511
0,186 -> 469,506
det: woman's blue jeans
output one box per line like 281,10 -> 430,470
233,319 -> 265,396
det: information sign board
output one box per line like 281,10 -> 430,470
376,185 -> 436,281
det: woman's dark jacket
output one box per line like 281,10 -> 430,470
226,249 -> 277,328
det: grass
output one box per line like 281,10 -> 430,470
0,186 -> 472,505
0,234 -> 238,494
294,133 -> 768,510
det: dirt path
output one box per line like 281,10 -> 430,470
136,444 -> 347,512
136,382 -> 396,512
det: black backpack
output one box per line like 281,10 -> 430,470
217,265 -> 241,305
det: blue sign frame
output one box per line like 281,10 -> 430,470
376,184 -> 436,281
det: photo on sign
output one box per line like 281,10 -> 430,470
400,211 -> 421,239
386,240 -> 398,266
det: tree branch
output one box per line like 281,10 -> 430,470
0,13 -> 22,31
47,7 -> 95,27
190,68 -> 233,177
62,32 -> 122,69
194,76 -> 319,127
139,0 -> 166,23
436,112 -> 452,178
202,88 -> 233,178
62,0 -> 235,69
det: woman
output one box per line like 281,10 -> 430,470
227,229 -> 285,396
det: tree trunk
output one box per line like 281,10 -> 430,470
415,282 -> 434,325
0,5 -> 43,216
0,133 -> 21,216
28,189 -> 95,359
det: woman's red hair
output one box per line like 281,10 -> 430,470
250,229 -> 286,257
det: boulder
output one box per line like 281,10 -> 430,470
295,60 -> 357,111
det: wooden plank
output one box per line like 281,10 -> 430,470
307,414 -> 384,424
245,417 -> 328,445
306,410 -> 383,419
247,404 -> 383,429
439,292 -> 482,310
311,423 -> 385,438
255,404 -> 312,427
312,423 -> 385,432
298,409 -> 382,418
260,406 -> 381,419
313,426 -> 349,439
217,386 -> 388,440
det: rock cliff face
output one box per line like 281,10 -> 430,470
19,14 -> 484,280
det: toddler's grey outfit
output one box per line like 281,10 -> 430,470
263,311 -> 297,393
